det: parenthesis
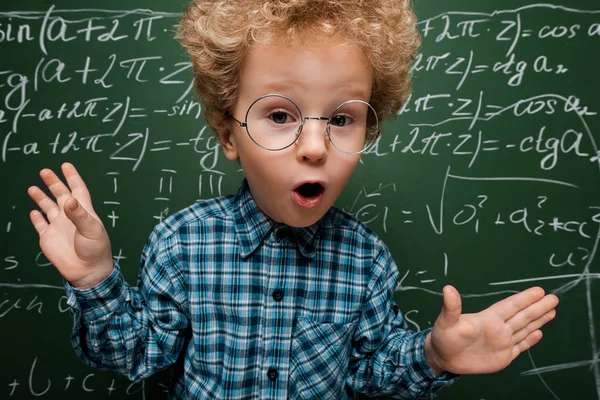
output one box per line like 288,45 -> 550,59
2,131 -> 14,163
38,4 -> 54,56
12,98 -> 31,134
34,57 -> 45,92
133,127 -> 150,172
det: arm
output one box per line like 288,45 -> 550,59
349,248 -> 456,399
66,230 -> 190,381
28,163 -> 189,380
349,247 -> 559,398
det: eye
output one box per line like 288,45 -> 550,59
330,114 -> 353,127
268,110 -> 296,125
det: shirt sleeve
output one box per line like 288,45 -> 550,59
348,245 -> 458,399
64,228 -> 190,382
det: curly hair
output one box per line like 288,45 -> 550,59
176,0 -> 421,132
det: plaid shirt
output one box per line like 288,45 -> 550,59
66,180 -> 456,399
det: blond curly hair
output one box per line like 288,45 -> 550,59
177,0 -> 421,132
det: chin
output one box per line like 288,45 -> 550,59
283,209 -> 328,228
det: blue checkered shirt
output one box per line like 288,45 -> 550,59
65,180 -> 456,399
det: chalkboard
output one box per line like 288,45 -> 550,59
0,1 -> 598,399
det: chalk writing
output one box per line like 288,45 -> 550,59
0,4 -> 598,400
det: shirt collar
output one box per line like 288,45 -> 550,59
233,180 -> 321,259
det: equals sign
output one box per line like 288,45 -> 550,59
129,108 -> 148,118
521,30 -> 533,37
402,210 -> 413,224
416,270 -> 435,284
150,140 -> 172,151
472,65 -> 489,74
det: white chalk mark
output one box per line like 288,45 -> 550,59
524,351 -> 561,400
0,9 -> 181,23
490,273 -> 600,286
417,4 -> 600,26
426,166 -> 451,235
522,359 -> 599,376
448,174 -> 579,189
0,283 -> 63,290
444,253 -> 448,276
396,270 -> 519,298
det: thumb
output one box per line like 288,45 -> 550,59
436,285 -> 462,329
64,197 -> 102,239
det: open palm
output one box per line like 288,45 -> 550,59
427,286 -> 559,375
28,163 -> 114,289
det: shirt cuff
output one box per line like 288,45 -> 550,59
64,263 -> 127,322
400,328 -> 459,392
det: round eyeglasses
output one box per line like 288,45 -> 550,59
227,94 -> 380,154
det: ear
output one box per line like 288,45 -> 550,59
216,122 -> 239,161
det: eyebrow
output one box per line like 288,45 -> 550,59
259,82 -> 304,95
259,82 -> 370,101
342,86 -> 371,101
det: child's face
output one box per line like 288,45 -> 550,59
219,33 -> 373,227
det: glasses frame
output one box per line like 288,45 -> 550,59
227,94 -> 380,154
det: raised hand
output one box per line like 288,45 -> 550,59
28,163 -> 114,289
424,285 -> 559,375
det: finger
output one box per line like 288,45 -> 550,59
29,210 -> 48,235
40,168 -> 72,206
512,330 -> 543,361
64,196 -> 103,239
435,285 -> 462,329
61,163 -> 92,204
486,286 -> 546,321
512,309 -> 557,344
507,294 -> 559,332
27,186 -> 61,221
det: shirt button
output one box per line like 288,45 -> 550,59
272,289 -> 284,302
267,367 -> 279,381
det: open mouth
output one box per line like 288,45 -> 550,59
296,183 -> 324,198
293,182 -> 325,209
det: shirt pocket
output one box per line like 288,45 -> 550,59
289,316 -> 357,400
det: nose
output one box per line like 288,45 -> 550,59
296,117 -> 328,162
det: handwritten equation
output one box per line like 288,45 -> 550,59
0,3 -> 599,400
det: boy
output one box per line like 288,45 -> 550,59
27,0 -> 559,399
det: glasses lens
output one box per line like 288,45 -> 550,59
246,95 -> 302,150
328,100 -> 379,154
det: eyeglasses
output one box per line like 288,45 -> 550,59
227,94 -> 380,154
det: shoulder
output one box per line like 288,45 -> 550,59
322,207 -> 398,288
148,194 -> 236,244
322,206 -> 386,247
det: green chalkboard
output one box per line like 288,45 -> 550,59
0,1 -> 599,399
